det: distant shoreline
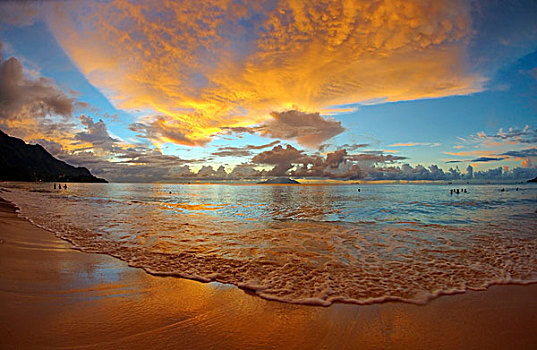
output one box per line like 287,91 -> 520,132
3,179 -> 536,186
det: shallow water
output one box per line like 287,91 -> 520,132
1,182 -> 536,305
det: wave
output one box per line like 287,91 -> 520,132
2,185 -> 537,306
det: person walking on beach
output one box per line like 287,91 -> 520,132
53,184 -> 56,190
63,184 -> 67,190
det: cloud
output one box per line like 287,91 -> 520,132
501,147 -> 537,158
212,140 -> 280,157
292,149 -> 362,179
256,110 -> 345,148
211,149 -> 253,158
346,153 -> 407,163
228,164 -> 265,179
389,142 -> 440,147
35,133 -> 205,183
33,130 -> 537,181
367,163 -> 455,181
521,158 -> 533,168
251,144 -> 407,179
474,126 -> 537,144
451,126 -> 537,169
0,45 -> 236,182
0,2 -> 40,27
129,116 -> 211,147
339,143 -> 369,151
39,0 -> 483,147
252,144 -> 305,176
0,44 -> 89,149
318,143 -> 369,152
0,53 -> 77,122
75,115 -> 119,153
445,150 -> 498,157
196,165 -> 228,179
219,110 -> 345,148
471,156 -> 505,163
443,146 -> 537,165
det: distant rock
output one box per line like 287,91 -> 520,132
257,177 -> 300,184
528,176 -> 537,183
0,129 -> 107,183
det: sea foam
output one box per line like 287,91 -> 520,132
2,183 -> 536,306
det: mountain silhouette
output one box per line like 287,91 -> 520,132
0,129 -> 107,183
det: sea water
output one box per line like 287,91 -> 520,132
1,182 -> 536,305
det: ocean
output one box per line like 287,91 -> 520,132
1,182 -> 536,306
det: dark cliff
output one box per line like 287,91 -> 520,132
0,130 -> 107,183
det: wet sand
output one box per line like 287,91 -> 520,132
1,198 -> 536,349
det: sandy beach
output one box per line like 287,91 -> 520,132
1,198 -> 536,349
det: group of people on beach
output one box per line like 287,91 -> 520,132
53,183 -> 67,190
450,188 -> 467,195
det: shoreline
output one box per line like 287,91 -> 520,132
1,198 -> 537,348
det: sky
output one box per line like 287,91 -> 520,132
0,0 -> 536,182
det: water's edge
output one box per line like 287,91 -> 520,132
3,192 -> 536,308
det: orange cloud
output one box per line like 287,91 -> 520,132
444,150 -> 497,157
521,158 -> 534,168
389,142 -> 440,147
45,0 -> 483,146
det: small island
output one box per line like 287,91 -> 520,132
257,177 -> 300,184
